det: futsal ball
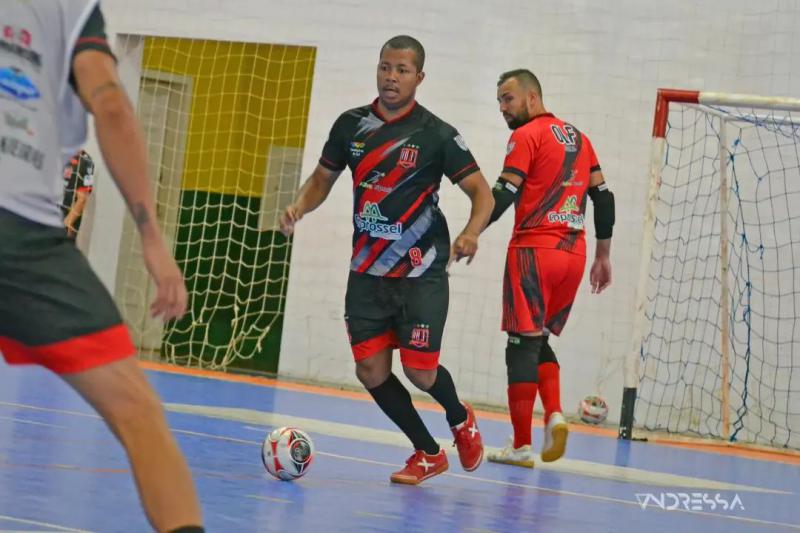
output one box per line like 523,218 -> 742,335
579,395 -> 609,424
261,426 -> 315,481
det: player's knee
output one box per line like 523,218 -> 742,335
402,366 -> 436,390
539,336 -> 559,366
506,334 -> 543,383
104,386 -> 165,440
355,356 -> 391,389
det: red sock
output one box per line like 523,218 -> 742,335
508,382 -> 538,448
539,362 -> 562,423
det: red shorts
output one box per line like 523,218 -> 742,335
0,208 -> 135,374
1,325 -> 135,375
502,247 -> 585,335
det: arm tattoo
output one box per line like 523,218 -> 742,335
131,203 -> 150,227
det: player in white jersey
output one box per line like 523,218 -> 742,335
0,2 -> 203,531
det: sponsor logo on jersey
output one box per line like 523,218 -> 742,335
358,170 -> 393,192
1,26 -> 41,69
4,111 -> 33,136
547,194 -> 584,230
349,141 -> 365,157
562,170 -> 583,187
354,201 -> 402,240
0,66 -> 40,102
0,135 -> 44,170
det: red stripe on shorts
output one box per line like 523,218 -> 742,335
0,324 -> 135,374
399,348 -> 440,370
351,331 -> 398,360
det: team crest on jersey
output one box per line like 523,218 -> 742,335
409,324 -> 430,348
398,145 -> 419,169
547,194 -> 584,230
354,201 -> 402,240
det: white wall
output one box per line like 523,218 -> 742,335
99,0 -> 800,421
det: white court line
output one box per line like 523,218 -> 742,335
171,428 -> 800,531
0,530 -> 67,533
0,515 -> 90,533
0,530 -> 63,533
3,400 -> 799,531
244,494 -> 292,504
0,415 -> 67,429
175,404 -> 789,495
0,403 -> 98,420
352,510 -> 400,521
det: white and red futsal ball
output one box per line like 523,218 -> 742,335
261,426 -> 315,480
579,395 -> 609,424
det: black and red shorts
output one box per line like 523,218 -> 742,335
0,208 -> 134,374
344,271 -> 448,370
502,246 -> 585,336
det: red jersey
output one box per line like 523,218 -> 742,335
502,113 -> 600,256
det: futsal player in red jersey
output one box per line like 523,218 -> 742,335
484,69 -> 614,467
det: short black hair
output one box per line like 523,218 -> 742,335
380,35 -> 425,72
497,69 -> 542,97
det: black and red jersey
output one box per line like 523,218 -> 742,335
320,99 -> 479,277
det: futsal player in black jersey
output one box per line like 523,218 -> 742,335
280,35 -> 493,484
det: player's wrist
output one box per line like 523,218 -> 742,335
595,238 -> 611,258
459,225 -> 481,239
137,221 -> 163,243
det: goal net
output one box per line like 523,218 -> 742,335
622,89 -> 800,450
112,35 -> 316,372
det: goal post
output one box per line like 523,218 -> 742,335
619,89 -> 800,450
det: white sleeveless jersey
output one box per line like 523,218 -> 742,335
0,0 -> 98,227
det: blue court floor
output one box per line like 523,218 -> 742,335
0,361 -> 798,532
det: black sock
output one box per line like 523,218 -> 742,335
168,527 -> 204,533
368,373 -> 440,455
426,365 -> 468,427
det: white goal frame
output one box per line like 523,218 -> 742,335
619,89 -> 800,445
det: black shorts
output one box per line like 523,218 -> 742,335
344,271 -> 448,370
0,208 -> 134,374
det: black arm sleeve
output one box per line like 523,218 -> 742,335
588,182 -> 615,239
487,177 -> 519,226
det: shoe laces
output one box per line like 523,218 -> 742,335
406,449 -> 426,466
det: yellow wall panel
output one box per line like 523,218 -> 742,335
142,38 -> 316,196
